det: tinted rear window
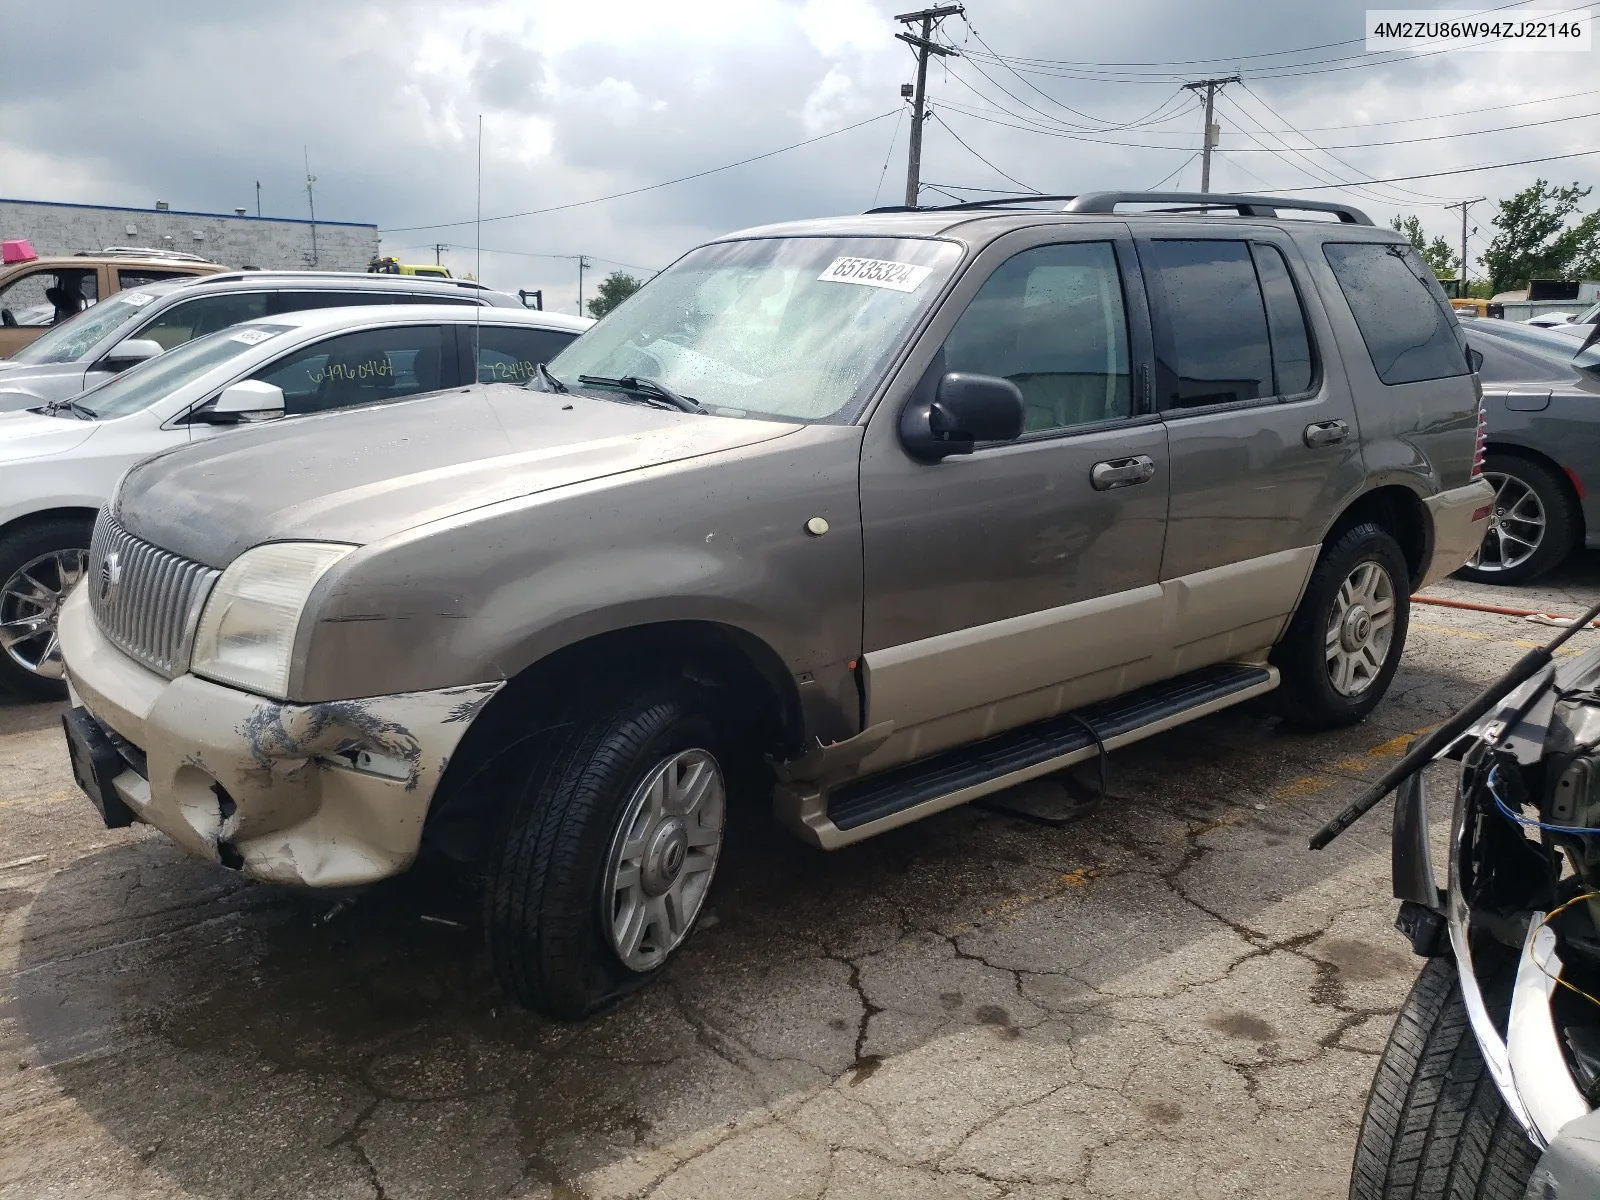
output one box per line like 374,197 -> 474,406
1323,242 -> 1469,385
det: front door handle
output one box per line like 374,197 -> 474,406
1303,419 -> 1350,448
1090,455 -> 1157,490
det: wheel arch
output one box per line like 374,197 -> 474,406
0,505 -> 100,545
421,620 -> 805,865
1321,484 -> 1430,590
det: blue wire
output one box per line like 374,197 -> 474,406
1488,765 -> 1600,836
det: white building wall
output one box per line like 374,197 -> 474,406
0,198 -> 379,272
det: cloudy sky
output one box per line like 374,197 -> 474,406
3,0 -> 1596,311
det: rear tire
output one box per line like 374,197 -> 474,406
0,517 -> 94,702
1454,453 -> 1576,585
484,686 -> 727,1018
1273,522 -> 1409,730
1349,955 -> 1538,1200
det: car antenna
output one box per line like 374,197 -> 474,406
475,113 -> 483,383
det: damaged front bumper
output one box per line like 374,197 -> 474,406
1391,664 -> 1598,1178
57,585 -> 501,887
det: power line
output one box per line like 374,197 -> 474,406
1148,153 -> 1199,190
871,104 -> 909,208
1246,147 -> 1600,192
381,109 -> 898,233
929,110 -> 1037,192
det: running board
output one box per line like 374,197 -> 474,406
774,662 -> 1277,849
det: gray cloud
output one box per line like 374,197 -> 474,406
3,0 -> 1595,313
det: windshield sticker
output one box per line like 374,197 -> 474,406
817,257 -> 933,293
230,328 -> 276,345
120,292 -> 155,307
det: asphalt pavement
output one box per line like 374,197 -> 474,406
5,556 -> 1600,1199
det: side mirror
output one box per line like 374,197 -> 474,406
1467,346 -> 1484,374
192,379 -> 286,425
900,371 -> 1025,462
102,338 -> 164,369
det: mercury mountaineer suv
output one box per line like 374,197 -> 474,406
57,191 -> 1494,1018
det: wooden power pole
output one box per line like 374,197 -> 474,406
896,5 -> 963,208
1445,198 -> 1485,297
1182,76 -> 1239,193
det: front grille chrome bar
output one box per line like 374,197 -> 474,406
87,513 -> 219,678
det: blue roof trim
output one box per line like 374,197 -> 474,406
0,196 -> 375,230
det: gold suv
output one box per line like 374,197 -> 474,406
0,245 -> 223,357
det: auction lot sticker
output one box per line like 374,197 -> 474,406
818,257 -> 933,292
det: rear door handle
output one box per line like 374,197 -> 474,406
1303,419 -> 1350,448
1090,455 -> 1157,490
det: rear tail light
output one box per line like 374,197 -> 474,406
1472,402 -> 1487,478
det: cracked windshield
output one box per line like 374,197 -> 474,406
545,236 -> 962,422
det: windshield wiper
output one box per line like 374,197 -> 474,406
42,398 -> 98,420
530,362 -> 569,393
577,374 -> 706,414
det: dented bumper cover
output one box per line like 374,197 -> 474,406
57,586 -> 501,887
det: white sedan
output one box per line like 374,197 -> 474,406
0,303 -> 591,697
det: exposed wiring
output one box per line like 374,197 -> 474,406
1534,891 -> 1600,1013
1489,765 -> 1600,836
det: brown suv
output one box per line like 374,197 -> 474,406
59,191 -> 1494,1017
0,246 -> 222,357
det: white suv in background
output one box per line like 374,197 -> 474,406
0,304 -> 591,697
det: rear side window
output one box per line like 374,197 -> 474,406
252,324 -> 448,415
118,268 -> 194,289
1323,242 -> 1469,385
272,290 -> 399,313
1251,244 -> 1315,395
1144,240 -> 1273,409
468,324 -> 579,383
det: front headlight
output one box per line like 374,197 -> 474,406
190,542 -> 355,699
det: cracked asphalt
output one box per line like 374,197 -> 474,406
5,560 -> 1600,1199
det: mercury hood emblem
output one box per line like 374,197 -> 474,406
98,552 -> 122,604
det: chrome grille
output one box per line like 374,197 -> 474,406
87,512 -> 220,678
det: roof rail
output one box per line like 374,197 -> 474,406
1064,191 -> 1372,225
76,246 -> 221,263
195,269 -> 495,291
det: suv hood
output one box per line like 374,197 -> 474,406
116,384 -> 801,567
0,408 -> 99,460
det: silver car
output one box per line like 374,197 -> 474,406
56,191 -> 1492,1017
0,270 -> 522,411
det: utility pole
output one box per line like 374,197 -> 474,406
255,180 -> 261,218
1445,198 -> 1484,297
577,255 -> 591,316
1182,76 -> 1239,193
896,5 -> 962,208
433,243 -> 448,266
303,147 -> 319,268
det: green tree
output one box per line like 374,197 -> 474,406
1390,214 -> 1459,279
586,271 -> 644,319
1480,179 -> 1600,293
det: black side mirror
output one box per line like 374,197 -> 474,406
1467,345 -> 1484,373
900,371 -> 1025,462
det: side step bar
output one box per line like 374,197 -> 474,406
775,662 -> 1277,849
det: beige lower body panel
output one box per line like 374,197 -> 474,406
776,665 -> 1279,849
1418,478 -> 1495,589
58,588 -> 500,888
857,545 -> 1316,776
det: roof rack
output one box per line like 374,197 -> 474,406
76,246 -> 221,263
197,269 -> 493,291
1064,192 -> 1372,225
864,190 -> 1371,225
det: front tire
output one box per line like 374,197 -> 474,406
1350,955 -> 1538,1200
0,517 -> 93,701
484,687 -> 727,1018
1273,522 -> 1410,729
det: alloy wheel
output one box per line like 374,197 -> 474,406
0,549 -> 88,679
1325,559 -> 1396,697
1466,470 -> 1546,574
602,747 -> 725,973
